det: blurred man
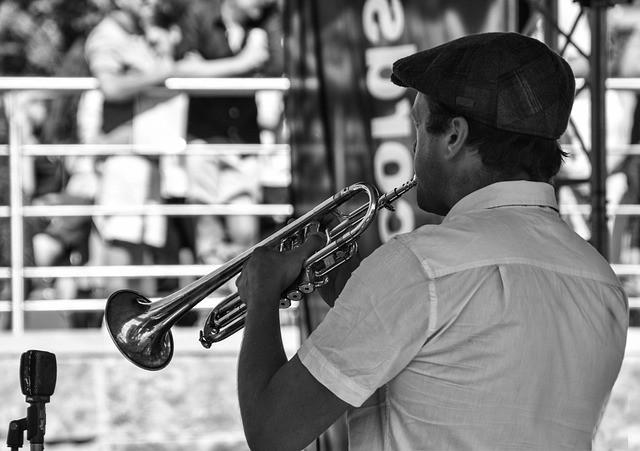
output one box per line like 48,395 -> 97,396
84,0 -> 176,296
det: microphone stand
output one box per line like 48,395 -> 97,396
6,350 -> 57,451
7,419 -> 27,451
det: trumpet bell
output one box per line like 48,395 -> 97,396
105,289 -> 174,371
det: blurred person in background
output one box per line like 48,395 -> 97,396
0,0 -> 102,329
165,0 -> 284,272
136,0 -> 198,322
0,92 -> 40,328
31,38 -> 102,327
84,0 -> 178,301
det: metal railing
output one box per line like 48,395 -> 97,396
0,77 -> 293,334
2,75 -> 640,335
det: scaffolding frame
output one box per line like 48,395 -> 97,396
522,1 -> 640,309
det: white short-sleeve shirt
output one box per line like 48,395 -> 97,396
298,181 -> 628,450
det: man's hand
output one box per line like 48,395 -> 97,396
316,212 -> 363,307
237,230 -> 351,451
236,233 -> 326,308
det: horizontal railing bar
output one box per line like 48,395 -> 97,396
0,142 -> 290,157
12,295 -> 628,311
562,144 -> 640,155
26,201 -> 640,219
611,264 -> 640,275
3,142 -> 637,158
0,262 -> 635,280
165,77 -> 290,93
0,296 -> 228,312
605,78 -> 640,91
0,77 -> 99,91
575,77 -> 640,91
0,76 -> 628,94
0,203 -> 294,218
20,264 -> 219,279
0,77 -> 290,93
0,297 -> 303,313
1,295 -> 635,312
0,196 -> 631,219
559,204 -> 640,216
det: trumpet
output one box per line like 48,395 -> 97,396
104,176 -> 418,370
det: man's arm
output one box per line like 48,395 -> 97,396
236,239 -> 350,451
95,63 -> 174,103
173,28 -> 270,78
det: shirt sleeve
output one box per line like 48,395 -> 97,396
298,236 -> 433,407
85,21 -> 123,75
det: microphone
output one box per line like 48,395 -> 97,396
19,350 -> 57,451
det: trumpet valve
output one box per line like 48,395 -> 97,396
287,267 -> 316,300
299,283 -> 315,294
285,289 -> 303,302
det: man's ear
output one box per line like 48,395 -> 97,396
443,116 -> 469,160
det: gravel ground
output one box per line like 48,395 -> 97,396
0,328 -> 638,451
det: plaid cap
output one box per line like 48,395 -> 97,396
391,32 -> 575,140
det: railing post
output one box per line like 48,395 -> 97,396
588,1 -> 609,259
6,91 -> 25,334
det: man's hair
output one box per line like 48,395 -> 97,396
425,99 -> 568,182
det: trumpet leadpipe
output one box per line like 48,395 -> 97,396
328,175 -> 418,240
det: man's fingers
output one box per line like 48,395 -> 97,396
284,232 -> 325,262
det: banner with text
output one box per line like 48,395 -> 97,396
286,0 -> 510,256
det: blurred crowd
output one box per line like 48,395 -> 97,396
2,1 -> 640,330
0,0 -> 288,329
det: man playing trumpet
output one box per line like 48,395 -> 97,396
236,32 -> 628,450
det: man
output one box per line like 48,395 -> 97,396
84,0 -> 176,297
235,32 -> 629,450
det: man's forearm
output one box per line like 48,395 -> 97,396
237,295 -> 287,447
98,68 -> 172,102
235,238 -> 334,450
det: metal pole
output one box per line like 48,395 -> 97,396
543,0 -> 559,49
589,3 -> 609,258
6,92 -> 25,334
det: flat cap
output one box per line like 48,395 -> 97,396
391,32 -> 575,139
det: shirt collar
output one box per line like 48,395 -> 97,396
443,181 -> 559,223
